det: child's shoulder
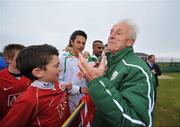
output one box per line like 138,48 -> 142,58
60,51 -> 70,57
17,86 -> 38,104
0,68 -> 11,84
0,68 -> 8,75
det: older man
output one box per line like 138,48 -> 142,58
78,19 -> 155,127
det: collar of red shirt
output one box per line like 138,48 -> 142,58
31,80 -> 55,90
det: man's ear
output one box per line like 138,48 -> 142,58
32,68 -> 44,79
127,39 -> 135,46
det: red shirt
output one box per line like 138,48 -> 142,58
0,81 -> 70,127
0,68 -> 30,120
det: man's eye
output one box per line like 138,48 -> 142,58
118,32 -> 123,35
110,30 -> 113,34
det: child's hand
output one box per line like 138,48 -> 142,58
66,82 -> 72,90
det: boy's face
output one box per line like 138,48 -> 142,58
71,35 -> 86,55
38,55 -> 61,82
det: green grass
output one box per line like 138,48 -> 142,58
154,72 -> 180,127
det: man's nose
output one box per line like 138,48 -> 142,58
109,32 -> 115,39
80,43 -> 85,48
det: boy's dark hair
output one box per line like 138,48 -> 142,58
3,44 -> 25,60
92,40 -> 103,48
16,44 -> 59,81
69,30 -> 87,47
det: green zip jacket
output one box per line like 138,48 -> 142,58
88,46 -> 155,127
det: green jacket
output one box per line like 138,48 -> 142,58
88,54 -> 98,62
88,46 -> 155,127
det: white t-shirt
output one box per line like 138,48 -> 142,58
59,51 -> 87,113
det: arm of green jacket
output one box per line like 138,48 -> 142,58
88,75 -> 152,127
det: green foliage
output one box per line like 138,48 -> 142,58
157,62 -> 180,73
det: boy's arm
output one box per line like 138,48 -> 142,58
0,95 -> 36,127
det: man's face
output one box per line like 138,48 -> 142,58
93,42 -> 104,56
107,22 -> 134,54
150,56 -> 156,63
40,55 -> 61,82
71,35 -> 86,55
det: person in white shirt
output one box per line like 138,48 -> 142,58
59,30 -> 88,113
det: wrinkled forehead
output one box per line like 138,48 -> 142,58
111,22 -> 130,31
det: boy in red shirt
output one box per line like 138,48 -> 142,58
0,44 -> 71,127
0,44 -> 30,120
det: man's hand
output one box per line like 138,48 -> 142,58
152,69 -> 156,74
78,53 -> 106,81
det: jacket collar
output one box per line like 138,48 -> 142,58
106,46 -> 134,66
31,80 -> 55,89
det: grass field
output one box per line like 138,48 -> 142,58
154,72 -> 180,127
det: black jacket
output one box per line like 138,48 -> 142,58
147,62 -> 161,86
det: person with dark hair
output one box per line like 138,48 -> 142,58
88,40 -> 104,63
59,30 -> 88,113
0,44 -> 71,127
68,30 -> 87,47
147,54 -> 161,101
78,19 -> 155,127
0,44 -> 30,120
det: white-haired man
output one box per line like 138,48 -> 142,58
78,19 -> 155,127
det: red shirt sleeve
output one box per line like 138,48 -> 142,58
0,68 -> 31,120
0,91 -> 36,127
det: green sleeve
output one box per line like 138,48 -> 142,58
88,56 -> 98,62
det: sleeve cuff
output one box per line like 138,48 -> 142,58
87,75 -> 105,88
68,85 -> 80,95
